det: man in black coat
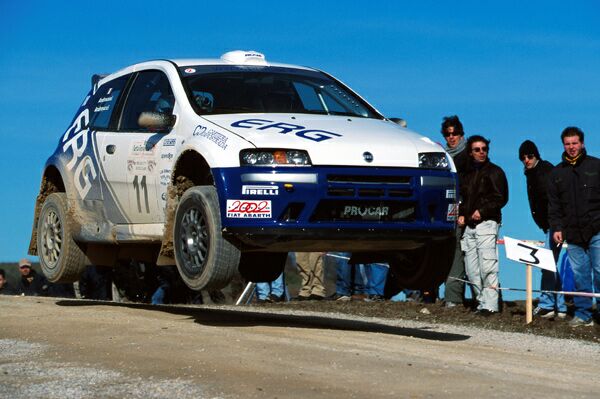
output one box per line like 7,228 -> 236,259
459,135 -> 508,315
0,269 -> 17,295
548,126 -> 600,327
16,258 -> 49,296
519,140 -> 566,319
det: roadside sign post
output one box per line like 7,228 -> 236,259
504,236 -> 557,324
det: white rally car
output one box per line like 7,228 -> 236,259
29,50 -> 458,292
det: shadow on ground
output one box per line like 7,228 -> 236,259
55,299 -> 470,342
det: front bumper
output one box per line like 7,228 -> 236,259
213,165 -> 457,251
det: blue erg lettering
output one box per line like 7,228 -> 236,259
257,122 -> 304,134
231,118 -> 273,128
296,129 -> 342,142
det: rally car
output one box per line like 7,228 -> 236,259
29,50 -> 458,292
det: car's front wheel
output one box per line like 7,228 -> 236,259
173,186 -> 240,291
37,193 -> 87,283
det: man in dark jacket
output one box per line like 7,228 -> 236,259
519,140 -> 566,319
16,258 -> 49,296
0,269 -> 17,295
548,126 -> 600,327
459,135 -> 508,315
441,116 -> 469,307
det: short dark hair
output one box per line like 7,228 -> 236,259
467,135 -> 490,152
441,115 -> 464,136
561,126 -> 584,143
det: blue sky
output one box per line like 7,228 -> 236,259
1,1 -> 599,298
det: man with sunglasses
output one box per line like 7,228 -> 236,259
440,116 -> 469,307
519,140 -> 566,319
459,135 -> 508,315
548,127 -> 600,327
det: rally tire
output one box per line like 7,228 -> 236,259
174,186 -> 240,291
37,193 -> 87,283
388,237 -> 455,290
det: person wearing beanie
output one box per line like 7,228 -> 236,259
548,127 -> 600,327
519,139 -> 566,319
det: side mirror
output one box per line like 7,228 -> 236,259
390,118 -> 407,128
138,112 -> 176,131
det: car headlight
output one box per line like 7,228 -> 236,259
418,152 -> 450,169
240,149 -> 312,166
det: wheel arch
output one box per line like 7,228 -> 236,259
157,149 -> 215,264
28,165 -> 67,255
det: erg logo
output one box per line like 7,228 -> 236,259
231,118 -> 342,142
61,108 -> 97,199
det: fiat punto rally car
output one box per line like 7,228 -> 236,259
29,50 -> 458,292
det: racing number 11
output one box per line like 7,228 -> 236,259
132,175 -> 150,213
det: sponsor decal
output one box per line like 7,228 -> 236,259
193,125 -> 228,149
159,169 -> 171,186
93,105 -> 110,112
163,138 -> 176,147
161,153 -> 174,160
446,189 -> 456,199
226,200 -> 272,218
97,96 -> 113,104
447,203 -> 458,221
130,140 -> 156,157
342,206 -> 389,218
231,118 -> 342,142
184,68 -> 196,74
62,108 -> 97,198
242,185 -> 279,196
127,159 -> 156,174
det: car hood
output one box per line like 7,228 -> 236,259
202,114 -> 448,168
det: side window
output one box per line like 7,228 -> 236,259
88,75 -> 129,130
119,70 -> 175,132
293,81 -> 323,112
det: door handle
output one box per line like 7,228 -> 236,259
106,144 -> 116,154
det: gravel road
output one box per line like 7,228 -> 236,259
0,296 -> 598,398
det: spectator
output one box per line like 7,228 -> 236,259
354,263 -> 387,301
16,258 -> 49,296
548,126 -> 600,327
0,269 -> 17,295
293,252 -> 326,300
459,135 -> 508,316
519,140 -> 566,319
441,115 -> 470,308
79,265 -> 112,300
330,254 -> 387,301
255,272 -> 286,303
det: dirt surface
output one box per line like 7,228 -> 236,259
1,296 -> 598,398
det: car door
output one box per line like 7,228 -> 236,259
99,69 -> 175,224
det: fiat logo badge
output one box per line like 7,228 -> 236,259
363,152 -> 374,163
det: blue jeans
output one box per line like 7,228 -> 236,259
566,232 -> 600,321
362,264 -> 388,296
256,272 -> 285,300
538,231 -> 566,312
335,253 -> 354,295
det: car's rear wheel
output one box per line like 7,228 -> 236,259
37,193 -> 87,283
174,186 -> 240,291
388,237 -> 455,290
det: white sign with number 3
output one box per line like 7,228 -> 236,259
504,236 -> 557,272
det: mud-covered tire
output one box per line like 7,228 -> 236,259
174,186 -> 240,291
37,193 -> 87,283
238,252 -> 287,283
388,237 -> 455,290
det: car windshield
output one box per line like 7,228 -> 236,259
179,65 -> 380,118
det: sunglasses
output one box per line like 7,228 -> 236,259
521,154 -> 535,161
472,146 -> 488,153
443,132 -> 462,137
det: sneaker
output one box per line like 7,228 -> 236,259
256,298 -> 272,304
556,312 -> 567,319
445,301 -> 460,308
327,293 -> 351,301
533,307 -> 556,319
270,294 -> 285,303
365,294 -> 385,302
568,316 -> 593,327
351,293 -> 368,301
291,295 -> 310,301
475,309 -> 497,317
308,294 -> 325,301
